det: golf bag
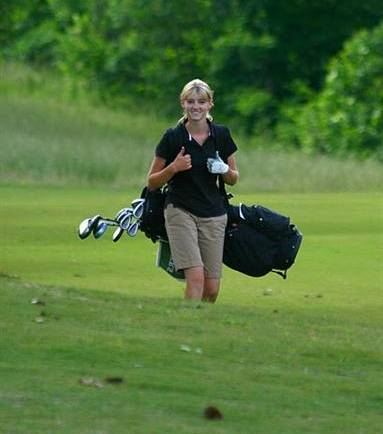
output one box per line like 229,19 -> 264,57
224,204 -> 303,279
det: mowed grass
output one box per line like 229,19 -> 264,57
1,185 -> 382,434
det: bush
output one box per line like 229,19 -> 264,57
279,22 -> 383,159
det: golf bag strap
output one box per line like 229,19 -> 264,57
214,127 -> 233,207
272,269 -> 287,279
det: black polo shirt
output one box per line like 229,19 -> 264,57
155,121 -> 237,217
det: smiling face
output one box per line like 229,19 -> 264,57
181,89 -> 213,122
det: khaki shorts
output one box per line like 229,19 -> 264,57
164,204 -> 227,279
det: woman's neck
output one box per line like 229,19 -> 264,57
185,118 -> 210,135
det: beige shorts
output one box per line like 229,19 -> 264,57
164,204 -> 227,279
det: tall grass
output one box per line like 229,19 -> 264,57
1,63 -> 382,192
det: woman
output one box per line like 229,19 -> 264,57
147,79 -> 239,302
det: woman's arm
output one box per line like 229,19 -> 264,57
147,147 -> 192,190
222,155 -> 239,186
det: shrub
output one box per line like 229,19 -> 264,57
279,22 -> 383,159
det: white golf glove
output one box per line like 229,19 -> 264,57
207,151 -> 229,174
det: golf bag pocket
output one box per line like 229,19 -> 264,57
156,240 -> 185,281
140,187 -> 167,242
223,222 -> 278,277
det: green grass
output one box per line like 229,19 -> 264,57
1,185 -> 382,433
1,64 -> 382,432
1,62 -> 383,193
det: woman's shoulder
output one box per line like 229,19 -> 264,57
211,122 -> 237,154
211,122 -> 231,138
161,123 -> 185,143
162,123 -> 184,137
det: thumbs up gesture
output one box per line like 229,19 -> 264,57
172,147 -> 192,173
207,151 -> 229,174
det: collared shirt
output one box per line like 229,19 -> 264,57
155,121 -> 237,217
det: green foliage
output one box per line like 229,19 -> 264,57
2,0 -> 382,142
279,22 -> 383,159
0,0 -> 58,63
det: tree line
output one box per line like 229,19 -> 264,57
1,0 -> 382,159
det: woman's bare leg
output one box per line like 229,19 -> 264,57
184,266 -> 204,300
202,278 -> 220,303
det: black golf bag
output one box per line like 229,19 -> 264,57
223,204 -> 303,279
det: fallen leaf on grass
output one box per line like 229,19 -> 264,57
204,406 -> 223,420
31,299 -> 45,306
79,377 -> 104,388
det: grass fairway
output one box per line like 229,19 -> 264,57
1,185 -> 382,434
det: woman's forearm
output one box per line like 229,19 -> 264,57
222,167 -> 239,186
147,162 -> 177,190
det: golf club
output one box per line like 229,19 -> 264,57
78,214 -> 101,240
115,207 -> 131,221
88,215 -> 101,233
78,215 -> 120,240
127,220 -> 140,237
93,220 -> 108,239
112,226 -> 124,242
131,199 -> 145,219
119,213 -> 132,230
78,218 -> 92,239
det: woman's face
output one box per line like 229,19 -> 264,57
181,90 -> 212,122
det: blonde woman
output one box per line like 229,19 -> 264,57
147,79 -> 239,302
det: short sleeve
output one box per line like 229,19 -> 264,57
222,127 -> 238,161
155,129 -> 172,160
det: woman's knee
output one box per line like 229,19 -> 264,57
183,267 -> 204,300
203,278 -> 220,302
184,266 -> 204,287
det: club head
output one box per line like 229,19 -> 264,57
127,221 -> 140,237
116,208 -> 133,222
93,221 -> 108,239
132,200 -> 145,219
78,218 -> 92,239
119,213 -> 132,230
115,207 -> 130,221
132,198 -> 145,208
88,215 -> 101,233
112,226 -> 124,242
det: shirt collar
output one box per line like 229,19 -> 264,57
182,119 -> 215,141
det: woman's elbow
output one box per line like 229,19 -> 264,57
226,170 -> 239,186
147,175 -> 158,191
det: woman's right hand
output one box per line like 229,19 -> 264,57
172,147 -> 192,173
147,147 -> 191,190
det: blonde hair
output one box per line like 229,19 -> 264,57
178,79 -> 214,124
